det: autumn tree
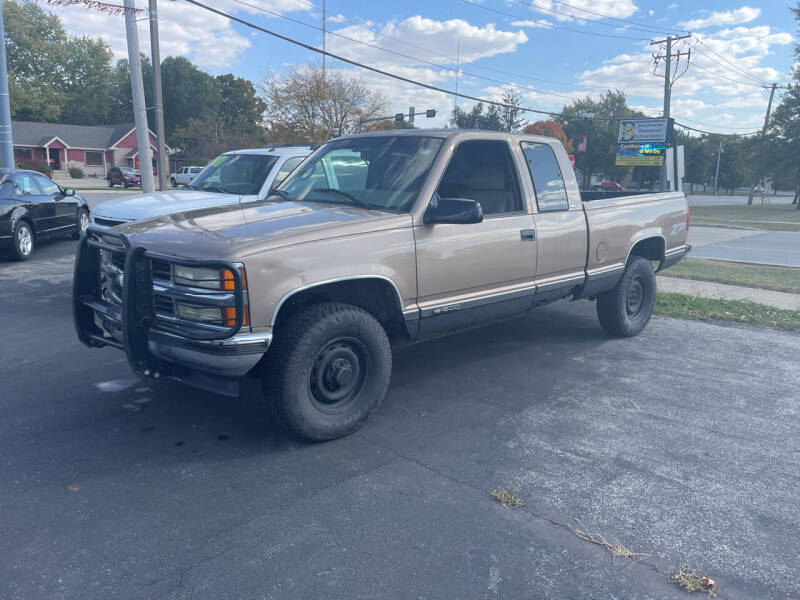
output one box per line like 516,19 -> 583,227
523,121 -> 573,152
262,64 -> 387,142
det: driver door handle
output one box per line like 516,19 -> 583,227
520,229 -> 536,242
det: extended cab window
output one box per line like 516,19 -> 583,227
437,140 -> 522,216
520,142 -> 569,212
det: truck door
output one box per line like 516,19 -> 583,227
414,139 -> 538,335
520,141 -> 588,300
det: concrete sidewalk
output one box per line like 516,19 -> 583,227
658,275 -> 800,311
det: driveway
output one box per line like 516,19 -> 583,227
1,247 -> 799,599
688,226 -> 800,267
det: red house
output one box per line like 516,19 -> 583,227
11,121 -> 165,177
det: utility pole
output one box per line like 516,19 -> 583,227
713,140 -> 723,196
453,39 -> 460,113
747,82 -> 782,205
321,0 -> 326,78
149,0 -> 168,191
124,0 -> 155,193
0,4 -> 14,169
651,34 -> 691,191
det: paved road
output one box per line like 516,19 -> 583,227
688,226 -> 800,267
1,249 -> 799,599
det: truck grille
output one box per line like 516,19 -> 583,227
85,229 -> 246,342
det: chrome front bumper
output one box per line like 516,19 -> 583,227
147,329 -> 271,378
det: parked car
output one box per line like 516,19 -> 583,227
74,130 -> 689,441
0,169 -> 90,260
106,167 -> 141,188
91,146 -> 311,227
170,166 -> 204,187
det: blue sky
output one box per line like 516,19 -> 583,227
53,0 -> 798,133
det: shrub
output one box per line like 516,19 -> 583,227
68,166 -> 84,179
16,159 -> 52,177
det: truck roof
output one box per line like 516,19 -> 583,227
333,128 -> 558,145
225,145 -> 313,157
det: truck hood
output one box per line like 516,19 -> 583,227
91,189 -> 242,222
115,200 -> 411,260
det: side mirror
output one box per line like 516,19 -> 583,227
63,188 -> 75,196
424,195 -> 483,224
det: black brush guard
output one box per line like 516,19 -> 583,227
73,226 -> 245,379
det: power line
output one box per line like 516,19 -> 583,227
187,1 -> 763,136
674,121 -> 759,136
692,34 -> 768,85
687,58 -> 770,88
230,0 -> 586,102
547,0 -> 687,34
506,0 -> 682,36
456,0 -> 651,41
276,0 -> 663,91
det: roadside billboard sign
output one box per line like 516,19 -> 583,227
618,118 -> 669,144
615,142 -> 665,166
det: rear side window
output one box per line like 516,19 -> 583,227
436,140 -> 523,216
520,142 -> 569,212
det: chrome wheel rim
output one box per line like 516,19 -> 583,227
18,226 -> 32,256
79,212 -> 90,233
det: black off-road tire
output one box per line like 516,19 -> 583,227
11,220 -> 34,261
263,302 -> 392,441
596,255 -> 657,337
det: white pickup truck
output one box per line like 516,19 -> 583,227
92,146 -> 311,228
169,166 -> 204,187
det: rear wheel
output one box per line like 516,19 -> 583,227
12,221 -> 34,261
596,256 -> 656,337
263,302 -> 392,441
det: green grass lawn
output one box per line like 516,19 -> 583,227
655,292 -> 800,333
661,258 -> 800,294
690,204 -> 800,232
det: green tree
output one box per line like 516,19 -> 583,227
107,56 -> 154,126
3,0 -> 66,121
59,36 -> 113,124
557,90 -> 645,188
767,84 -> 800,205
161,56 -> 220,140
216,74 -> 267,132
450,102 -> 503,130
171,117 -> 265,159
499,89 -> 525,132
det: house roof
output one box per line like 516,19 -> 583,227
11,121 -> 144,149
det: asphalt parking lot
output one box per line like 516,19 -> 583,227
1,240 -> 799,600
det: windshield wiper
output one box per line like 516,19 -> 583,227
309,187 -> 376,211
199,185 -> 231,194
268,189 -> 293,201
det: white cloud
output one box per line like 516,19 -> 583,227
54,0 -> 313,69
678,6 -> 761,30
529,0 -> 639,22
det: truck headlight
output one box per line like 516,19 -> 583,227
173,265 -> 235,290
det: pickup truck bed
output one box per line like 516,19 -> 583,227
75,129 -> 689,441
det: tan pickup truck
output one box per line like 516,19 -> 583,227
74,130 -> 689,440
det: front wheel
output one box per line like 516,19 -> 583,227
170,177 -> 177,187
596,256 -> 656,337
122,180 -> 128,189
71,209 -> 90,240
263,302 -> 392,441
107,178 -> 113,188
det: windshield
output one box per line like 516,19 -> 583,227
188,153 -> 278,195
120,168 -> 137,175
275,136 -> 443,212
